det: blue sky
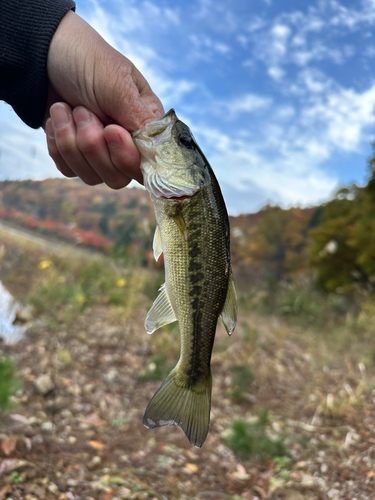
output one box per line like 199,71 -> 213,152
2,0 -> 375,214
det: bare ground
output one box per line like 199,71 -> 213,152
1,226 -> 375,500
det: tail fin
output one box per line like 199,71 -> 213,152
143,369 -> 212,448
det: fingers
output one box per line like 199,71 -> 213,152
73,107 -> 133,189
46,103 -> 142,188
103,125 -> 143,184
48,103 -> 102,185
45,118 -> 76,178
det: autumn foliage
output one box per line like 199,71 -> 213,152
2,150 -> 375,295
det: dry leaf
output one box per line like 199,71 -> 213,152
83,413 -> 106,427
23,437 -> 32,451
1,436 -> 16,456
366,470 -> 375,478
0,485 -> 11,500
9,414 -> 28,425
89,440 -> 105,450
184,463 -> 198,473
0,459 -> 32,475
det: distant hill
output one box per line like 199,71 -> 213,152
0,179 -> 320,286
0,179 -> 156,263
2,156 -> 375,294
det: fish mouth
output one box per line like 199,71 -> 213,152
131,109 -> 177,139
161,194 -> 191,201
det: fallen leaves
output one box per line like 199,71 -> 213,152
89,441 -> 105,450
0,459 -> 33,475
0,485 -> 11,500
83,413 -> 107,427
1,436 -> 16,456
184,463 -> 198,473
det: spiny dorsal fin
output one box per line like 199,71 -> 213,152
153,225 -> 163,262
145,283 -> 177,334
221,271 -> 237,336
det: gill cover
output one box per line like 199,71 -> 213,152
132,109 -> 205,200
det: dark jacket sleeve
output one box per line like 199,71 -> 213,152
0,0 -> 76,129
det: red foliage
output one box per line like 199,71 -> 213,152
23,216 -> 38,229
0,209 -> 11,218
71,228 -> 112,250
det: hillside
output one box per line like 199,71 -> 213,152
0,179 -> 318,285
2,162 -> 375,296
0,179 -> 157,264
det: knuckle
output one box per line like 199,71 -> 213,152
56,135 -> 76,157
77,134 -> 99,156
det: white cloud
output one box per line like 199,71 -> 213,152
298,68 -> 331,93
302,84 -> 375,151
247,1 -> 370,77
0,105 -> 59,181
222,93 -> 272,117
268,66 -> 285,81
189,34 -> 231,57
195,124 -> 337,213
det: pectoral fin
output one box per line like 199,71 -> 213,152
221,272 -> 237,336
145,283 -> 177,334
173,213 -> 187,241
153,225 -> 163,262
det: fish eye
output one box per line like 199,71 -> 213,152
178,133 -> 194,149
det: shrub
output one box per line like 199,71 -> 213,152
222,409 -> 288,461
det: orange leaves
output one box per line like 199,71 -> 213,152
1,436 -> 16,456
89,440 -> 106,450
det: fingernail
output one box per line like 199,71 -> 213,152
106,130 -> 122,149
51,103 -> 71,130
46,119 -> 55,139
74,107 -> 92,129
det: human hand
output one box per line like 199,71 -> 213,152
44,11 -> 164,188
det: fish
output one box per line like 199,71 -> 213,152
132,109 -> 237,448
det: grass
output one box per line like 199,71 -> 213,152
0,357 -> 21,413
222,408 -> 288,461
140,353 -> 172,382
230,364 -> 254,403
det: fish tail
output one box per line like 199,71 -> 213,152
143,368 -> 212,448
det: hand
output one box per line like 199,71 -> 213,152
43,11 -> 164,189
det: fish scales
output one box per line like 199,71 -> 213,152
154,170 -> 229,386
132,109 -> 237,447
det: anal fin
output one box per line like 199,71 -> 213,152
221,271 -> 237,336
145,283 -> 177,334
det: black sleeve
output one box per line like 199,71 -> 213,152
0,0 -> 76,129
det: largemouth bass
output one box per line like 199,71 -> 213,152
132,109 -> 237,448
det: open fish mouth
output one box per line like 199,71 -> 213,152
131,109 -> 177,140
161,194 -> 191,201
